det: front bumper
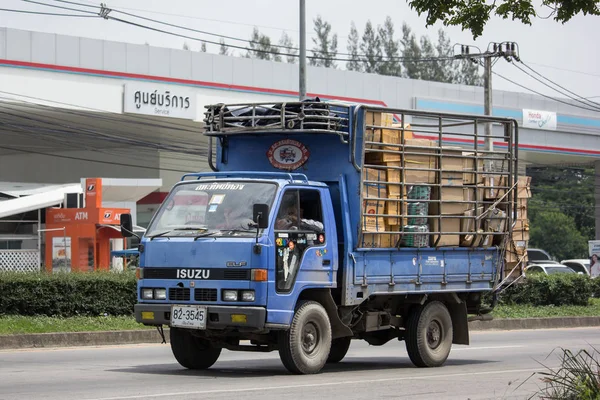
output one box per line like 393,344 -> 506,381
135,304 -> 267,330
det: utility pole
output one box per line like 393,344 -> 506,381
454,42 -> 519,169
299,0 -> 307,101
483,56 -> 493,155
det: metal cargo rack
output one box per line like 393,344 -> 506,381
357,105 -> 519,258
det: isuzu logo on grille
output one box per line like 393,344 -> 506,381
176,269 -> 210,279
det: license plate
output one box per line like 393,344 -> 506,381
170,305 -> 207,329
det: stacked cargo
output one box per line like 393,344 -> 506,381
360,110 -> 518,252
504,176 -> 531,280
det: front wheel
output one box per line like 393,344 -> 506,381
170,327 -> 221,370
405,301 -> 453,368
278,301 -> 332,374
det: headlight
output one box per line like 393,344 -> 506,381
154,288 -> 167,300
141,288 -> 154,300
222,290 -> 238,301
241,290 -> 255,302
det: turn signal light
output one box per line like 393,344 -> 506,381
251,269 -> 267,281
136,267 -> 144,280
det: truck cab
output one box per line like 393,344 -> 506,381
121,99 -> 518,375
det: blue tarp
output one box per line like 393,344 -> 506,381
111,248 -> 139,257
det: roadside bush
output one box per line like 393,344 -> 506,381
0,271 -> 137,317
592,278 -> 600,298
500,273 -> 592,307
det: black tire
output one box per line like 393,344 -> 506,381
170,327 -> 221,370
278,301 -> 332,374
405,301 -> 453,368
327,336 -> 352,363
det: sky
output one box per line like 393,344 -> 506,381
1,0 -> 600,109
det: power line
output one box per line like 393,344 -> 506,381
0,145 -> 193,173
0,7 -> 96,17
20,0 -> 458,63
491,70 -> 600,113
516,61 -> 600,110
523,60 -> 600,79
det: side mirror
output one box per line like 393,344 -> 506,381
253,204 -> 269,229
120,213 -> 133,238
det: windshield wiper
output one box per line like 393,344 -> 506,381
193,231 -> 220,241
149,226 -> 209,240
149,230 -> 172,240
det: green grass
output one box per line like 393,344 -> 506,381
0,315 -> 152,335
492,298 -> 600,319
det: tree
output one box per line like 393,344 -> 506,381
246,27 -> 281,61
219,39 -> 230,56
529,210 -> 588,260
405,0 -> 600,39
346,22 -> 362,71
528,166 -> 595,240
377,17 -> 401,76
400,23 -> 421,79
278,32 -> 297,64
310,16 -> 338,68
360,20 -> 382,73
456,59 -> 483,86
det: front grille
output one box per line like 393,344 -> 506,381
194,288 -> 218,302
224,269 -> 251,280
169,288 -> 190,301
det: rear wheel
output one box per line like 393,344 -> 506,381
405,301 -> 453,368
278,301 -> 332,374
327,336 -> 352,363
170,327 -> 221,370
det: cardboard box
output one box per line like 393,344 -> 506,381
463,185 -> 485,209
516,199 -> 528,221
461,207 -> 484,247
364,112 -> 394,149
439,148 -> 464,183
362,168 -> 387,232
404,139 -> 436,184
517,176 -> 532,199
430,187 -> 468,216
505,242 -> 529,263
386,162 -> 404,196
484,175 -> 508,200
462,152 -> 485,185
513,219 -> 529,231
385,195 -> 407,226
430,216 -> 461,246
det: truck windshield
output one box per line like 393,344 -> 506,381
145,181 -> 277,238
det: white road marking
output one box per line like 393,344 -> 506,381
85,367 -> 543,400
451,345 -> 526,351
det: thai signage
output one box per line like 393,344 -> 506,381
123,83 -> 197,120
522,109 -> 557,131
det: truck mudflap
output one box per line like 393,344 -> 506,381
135,304 -> 267,330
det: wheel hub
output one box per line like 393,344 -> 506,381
427,320 -> 442,349
302,322 -> 319,354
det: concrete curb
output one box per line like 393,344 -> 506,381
1,317 -> 599,350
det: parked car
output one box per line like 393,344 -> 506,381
561,259 -> 590,276
525,263 -> 577,275
526,248 -> 554,266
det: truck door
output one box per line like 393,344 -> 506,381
272,188 -> 333,298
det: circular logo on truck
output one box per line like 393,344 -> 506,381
267,139 -> 310,170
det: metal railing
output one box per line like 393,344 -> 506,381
357,106 -> 519,255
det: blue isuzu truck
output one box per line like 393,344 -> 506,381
120,100 -> 518,374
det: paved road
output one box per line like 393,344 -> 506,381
1,327 -> 598,400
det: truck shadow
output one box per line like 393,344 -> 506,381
109,357 -> 497,378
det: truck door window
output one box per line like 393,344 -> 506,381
274,189 -> 325,293
274,189 -> 324,233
